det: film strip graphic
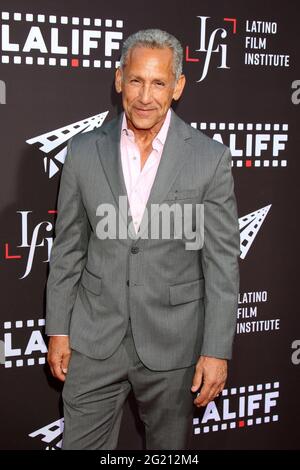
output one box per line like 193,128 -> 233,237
191,122 -> 288,167
1,11 -> 123,68
193,381 -> 279,435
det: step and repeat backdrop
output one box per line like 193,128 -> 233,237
0,0 -> 299,450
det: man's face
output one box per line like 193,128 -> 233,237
115,46 -> 185,131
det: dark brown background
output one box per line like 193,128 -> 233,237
0,0 -> 298,449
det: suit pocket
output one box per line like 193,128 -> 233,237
164,188 -> 201,201
80,267 -> 102,295
169,278 -> 204,305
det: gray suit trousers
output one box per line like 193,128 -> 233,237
62,319 -> 196,450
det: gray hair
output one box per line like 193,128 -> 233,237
119,29 -> 183,81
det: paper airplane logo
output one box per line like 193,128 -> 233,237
26,111 -> 109,178
239,205 -> 271,259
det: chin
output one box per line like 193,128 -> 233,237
132,118 -> 154,130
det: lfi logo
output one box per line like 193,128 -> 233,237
4,210 -> 54,279
186,16 -> 237,82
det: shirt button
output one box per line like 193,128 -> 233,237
126,280 -> 129,286
131,246 -> 140,254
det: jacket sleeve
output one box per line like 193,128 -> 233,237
200,147 -> 240,359
45,137 -> 90,335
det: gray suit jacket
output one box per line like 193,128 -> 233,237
45,109 -> 240,371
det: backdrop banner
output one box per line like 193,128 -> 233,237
0,0 -> 298,450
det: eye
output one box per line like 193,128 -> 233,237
130,79 -> 140,84
155,81 -> 165,87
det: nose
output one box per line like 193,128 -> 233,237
139,84 -> 152,105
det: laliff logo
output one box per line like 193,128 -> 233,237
191,121 -> 288,168
193,381 -> 279,435
2,317 -> 47,368
4,210 -> 55,279
29,418 -> 64,450
1,12 -> 124,68
186,16 -> 237,82
26,111 -> 108,178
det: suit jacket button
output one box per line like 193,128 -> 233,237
131,246 -> 139,254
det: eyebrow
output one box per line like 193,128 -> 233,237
127,74 -> 166,82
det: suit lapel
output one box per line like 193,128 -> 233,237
96,113 -> 136,240
96,109 -> 192,243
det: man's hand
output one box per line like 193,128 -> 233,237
47,336 -> 71,382
191,355 -> 227,407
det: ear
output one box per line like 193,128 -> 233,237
115,67 -> 123,94
172,74 -> 186,101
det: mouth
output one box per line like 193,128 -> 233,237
134,107 -> 156,116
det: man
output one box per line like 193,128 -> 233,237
46,29 -> 240,450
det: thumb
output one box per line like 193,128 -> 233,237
61,355 -> 70,374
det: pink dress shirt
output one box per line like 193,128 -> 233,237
120,109 -> 171,233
